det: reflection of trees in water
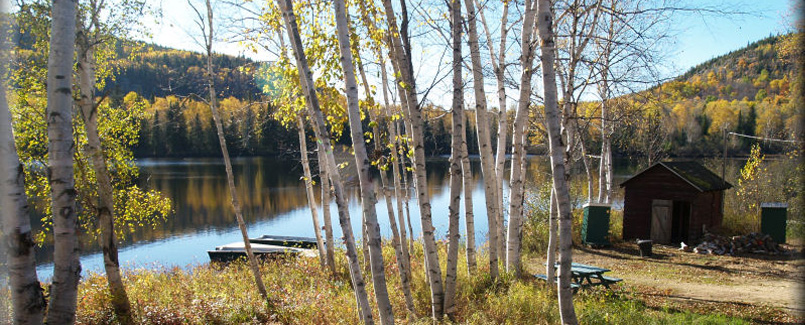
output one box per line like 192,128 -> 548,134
30,156 -> 573,265
143,158 -> 311,239
33,158 -> 310,264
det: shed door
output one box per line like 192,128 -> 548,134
651,199 -> 672,244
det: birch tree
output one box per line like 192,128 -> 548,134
593,0 -> 672,203
460,124 -> 477,272
12,0 -> 171,249
0,6 -> 46,321
595,2 -> 617,203
545,187 -> 558,283
332,0 -> 397,321
189,0 -> 271,306
295,116 -> 327,265
353,2 -> 415,314
45,0 -> 81,322
381,0 -> 445,318
378,62 -> 415,270
316,142 -> 337,275
276,0 -> 374,321
475,0 -> 511,233
386,99 -> 415,260
264,8 -> 340,275
357,0 -> 415,268
463,0 -> 503,278
537,0 -> 578,322
74,1 -> 150,321
506,0 -> 539,276
360,64 -> 417,319
443,0 -> 465,316
551,0 -> 602,206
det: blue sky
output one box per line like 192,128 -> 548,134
669,0 -> 794,74
145,0 -> 796,107
149,0 -> 795,71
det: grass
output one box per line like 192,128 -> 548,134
5,174 -> 800,324
35,241 -> 773,324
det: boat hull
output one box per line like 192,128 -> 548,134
249,235 -> 319,249
207,242 -> 307,263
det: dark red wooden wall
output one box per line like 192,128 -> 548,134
622,166 -> 724,242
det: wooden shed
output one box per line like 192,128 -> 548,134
620,161 -> 732,244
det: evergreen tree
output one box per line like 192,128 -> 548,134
166,100 -> 187,156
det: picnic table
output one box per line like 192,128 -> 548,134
535,262 -> 622,291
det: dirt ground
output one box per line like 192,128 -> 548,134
553,242 -> 804,322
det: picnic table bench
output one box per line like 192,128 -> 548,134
534,274 -> 581,291
535,262 -> 622,291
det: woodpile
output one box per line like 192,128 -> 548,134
684,232 -> 784,255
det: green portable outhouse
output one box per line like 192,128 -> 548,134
760,202 -> 787,244
582,203 -> 611,247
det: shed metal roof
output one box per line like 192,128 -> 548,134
620,161 -> 733,192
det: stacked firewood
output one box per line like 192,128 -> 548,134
685,232 -> 783,255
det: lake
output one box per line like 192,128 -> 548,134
32,155 -> 637,279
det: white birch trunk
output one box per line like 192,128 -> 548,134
597,51 -> 612,204
578,130 -> 594,203
77,45 -> 134,324
506,0 -> 538,276
277,0 -> 374,322
380,63 -> 413,272
384,16 -> 417,259
0,14 -> 46,321
332,0 -> 394,322
461,126 -> 477,272
360,2 -> 413,276
296,116 -> 327,266
537,0 -> 578,322
392,74 -> 415,257
491,3 -> 510,226
545,188 -> 558,284
559,0 -> 602,188
400,128 -> 416,255
604,136 -> 613,203
45,1 -> 81,322
358,47 -> 416,318
194,0 -> 271,305
317,142 -> 337,275
382,0 -> 445,318
463,0 -> 502,279
476,0 -> 508,274
444,0 -> 464,316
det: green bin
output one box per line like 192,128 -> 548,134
760,202 -> 787,244
582,203 -> 611,247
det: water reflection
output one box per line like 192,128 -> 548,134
32,155 -> 646,278
33,156 -> 491,277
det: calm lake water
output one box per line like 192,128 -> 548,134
33,156 -> 638,279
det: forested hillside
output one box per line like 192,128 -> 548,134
131,33 -> 799,159
610,33 -> 799,160
18,30 -> 794,159
107,44 -> 299,157
111,44 -> 262,100
404,33 -> 800,162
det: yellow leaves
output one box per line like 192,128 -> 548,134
704,99 -> 738,135
115,186 -> 172,241
300,176 -> 317,186
736,144 -> 770,213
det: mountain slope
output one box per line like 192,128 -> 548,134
611,32 -> 799,161
109,43 -> 263,100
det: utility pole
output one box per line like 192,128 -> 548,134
721,126 -> 729,235
722,126 -> 729,186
